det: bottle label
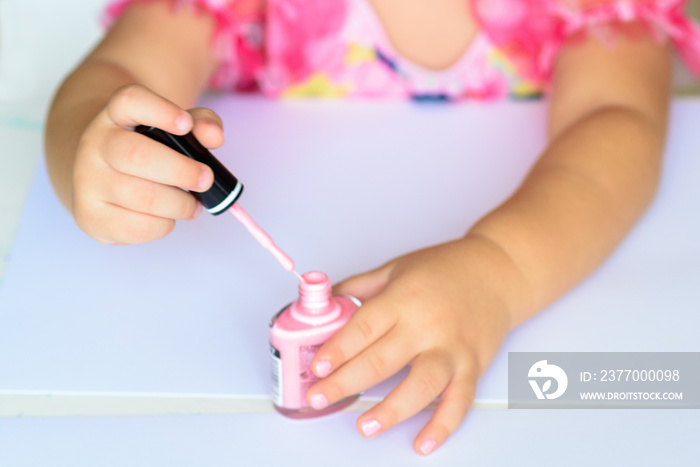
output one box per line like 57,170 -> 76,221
298,343 -> 322,406
270,344 -> 283,407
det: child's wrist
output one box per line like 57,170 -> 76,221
457,232 -> 535,331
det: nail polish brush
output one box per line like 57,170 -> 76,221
135,125 -> 301,279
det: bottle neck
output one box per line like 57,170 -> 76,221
291,271 -> 340,325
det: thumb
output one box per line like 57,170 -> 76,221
188,107 -> 225,149
333,263 -> 393,303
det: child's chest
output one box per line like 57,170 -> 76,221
254,0 -> 534,100
255,0 -> 479,70
366,0 -> 479,71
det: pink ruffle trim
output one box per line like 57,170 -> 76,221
102,0 -> 264,92
473,0 -> 700,84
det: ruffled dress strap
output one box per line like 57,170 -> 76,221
103,0 -> 266,92
472,0 -> 700,85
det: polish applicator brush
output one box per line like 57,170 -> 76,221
135,125 -> 301,280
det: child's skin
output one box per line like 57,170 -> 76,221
44,0 -> 672,455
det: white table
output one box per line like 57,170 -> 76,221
2,410 -> 696,467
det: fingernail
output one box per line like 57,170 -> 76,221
309,393 -> 328,410
192,202 -> 203,219
198,170 -> 213,191
419,439 -> 437,455
176,115 -> 190,132
315,361 -> 332,378
360,419 -> 381,437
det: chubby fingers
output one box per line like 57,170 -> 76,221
73,164 -> 203,244
105,83 -> 193,134
84,203 -> 177,245
309,291 -> 397,383
307,325 -> 410,411
101,129 -> 213,193
309,265 -> 395,382
72,85 -> 216,243
106,171 -> 203,220
412,369 -> 477,455
97,84 -> 214,193
354,352 -> 456,441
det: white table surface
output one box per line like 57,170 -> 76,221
2,410 -> 697,467
1,1 -> 699,465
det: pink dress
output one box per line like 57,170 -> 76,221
104,0 -> 700,101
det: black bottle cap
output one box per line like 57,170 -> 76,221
135,125 -> 243,215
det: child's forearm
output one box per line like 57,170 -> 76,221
468,105 -> 666,329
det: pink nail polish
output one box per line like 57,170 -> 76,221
309,393 -> 328,410
360,419 -> 381,437
419,439 -> 437,455
198,170 -> 213,191
315,360 -> 332,378
270,271 -> 361,419
193,202 -> 203,218
176,115 -> 190,132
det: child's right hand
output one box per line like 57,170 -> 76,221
71,84 -> 224,244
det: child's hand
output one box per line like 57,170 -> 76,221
307,237 -> 523,455
71,84 -> 224,244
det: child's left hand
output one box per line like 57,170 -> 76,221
307,236 -> 527,455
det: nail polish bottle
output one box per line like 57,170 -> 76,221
269,271 -> 360,418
